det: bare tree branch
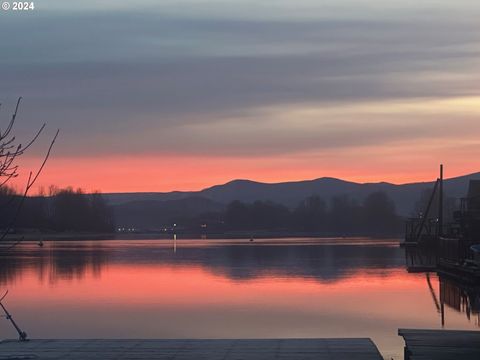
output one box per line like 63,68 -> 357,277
0,98 -> 59,249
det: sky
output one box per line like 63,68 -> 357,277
1,0 -> 480,192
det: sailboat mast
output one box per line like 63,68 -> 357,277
439,164 -> 443,237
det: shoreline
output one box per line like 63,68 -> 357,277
2,231 -> 402,242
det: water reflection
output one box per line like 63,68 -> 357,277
0,242 -> 109,285
405,247 -> 480,328
440,276 -> 480,326
0,239 -> 404,285
0,238 -> 477,360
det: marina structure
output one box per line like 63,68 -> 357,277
405,165 -> 480,282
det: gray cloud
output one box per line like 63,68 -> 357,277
1,2 -> 479,157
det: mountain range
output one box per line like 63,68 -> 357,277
106,171 -> 480,228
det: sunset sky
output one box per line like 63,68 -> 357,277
1,0 -> 479,193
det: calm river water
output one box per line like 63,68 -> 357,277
0,238 -> 478,359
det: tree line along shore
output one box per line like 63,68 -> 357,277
1,186 -> 415,238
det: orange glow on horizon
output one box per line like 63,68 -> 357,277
9,154 -> 480,194
8,96 -> 480,194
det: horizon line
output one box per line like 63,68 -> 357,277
95,169 -> 479,195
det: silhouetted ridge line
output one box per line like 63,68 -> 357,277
102,172 -> 480,217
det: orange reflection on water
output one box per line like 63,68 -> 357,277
1,240 -> 478,360
12,265 -> 424,306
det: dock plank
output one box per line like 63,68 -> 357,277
0,338 -> 383,360
399,329 -> 480,360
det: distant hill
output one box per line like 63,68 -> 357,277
106,172 -> 480,228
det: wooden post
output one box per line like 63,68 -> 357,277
439,164 -> 443,237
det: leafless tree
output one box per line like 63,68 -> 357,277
0,97 -> 59,249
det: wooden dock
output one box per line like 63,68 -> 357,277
0,338 -> 383,359
399,328 -> 480,360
